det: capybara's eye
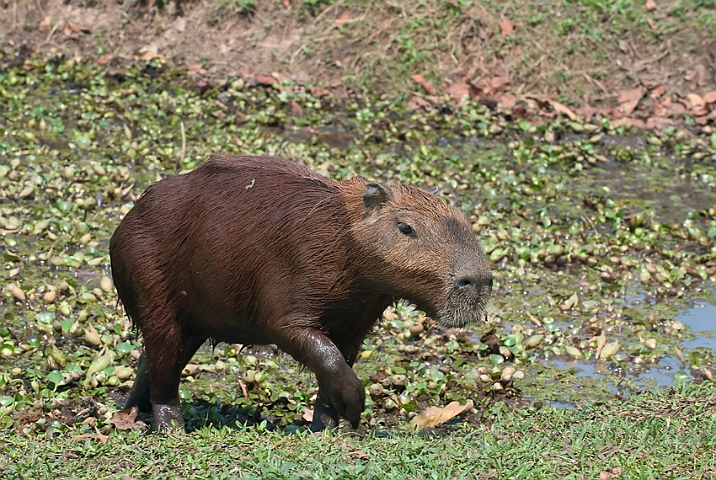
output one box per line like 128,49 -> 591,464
397,222 -> 415,236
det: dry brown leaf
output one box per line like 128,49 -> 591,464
256,75 -> 277,86
137,46 -> 164,62
619,87 -> 644,104
491,75 -> 510,90
281,0 -> 292,9
302,408 -> 314,422
336,9 -> 350,26
290,101 -> 303,117
187,64 -> 208,75
409,400 -> 474,430
94,54 -> 113,66
668,102 -> 687,117
649,85 -> 666,98
499,93 -> 516,110
618,87 -> 644,115
309,86 -> 333,98
408,95 -> 433,111
704,90 -> 716,104
499,18 -> 514,36
686,93 -> 705,109
73,433 -> 109,444
348,451 -> 369,459
39,16 -> 51,32
411,74 -> 436,96
577,104 -> 598,120
646,18 -> 657,30
645,0 -> 657,11
549,100 -> 577,120
110,407 -> 146,430
446,82 -> 477,106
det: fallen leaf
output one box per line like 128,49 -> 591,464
182,364 -> 199,376
491,75 -> 510,90
645,0 -> 656,11
549,100 -> 577,121
256,75 -> 277,86
577,104 -> 598,120
704,90 -> 716,104
408,95 -> 433,110
110,407 -> 146,430
619,87 -> 644,104
281,0 -> 292,9
39,16 -> 51,32
411,74 -> 436,96
446,82 -> 478,106
499,93 -> 516,110
646,117 -> 673,130
409,400 -> 474,430
336,9 -> 350,26
187,64 -> 208,75
93,54 -> 113,66
66,22 -> 91,34
302,408 -> 314,423
686,93 -> 705,109
137,46 -> 164,61
348,451 -> 369,459
618,87 -> 643,115
309,86 -> 333,98
667,102 -> 686,117
646,18 -> 657,30
73,433 -> 109,444
499,18 -> 514,36
649,85 -> 666,98
290,101 -> 303,117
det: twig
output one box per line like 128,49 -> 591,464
43,23 -> 60,46
178,121 -> 186,166
35,0 -> 46,18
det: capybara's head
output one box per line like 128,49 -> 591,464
351,182 -> 492,328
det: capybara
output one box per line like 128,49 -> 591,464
110,155 -> 492,431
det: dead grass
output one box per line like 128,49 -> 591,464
1,0 -> 714,105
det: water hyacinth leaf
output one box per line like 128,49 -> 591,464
86,354 -> 112,378
46,370 -> 63,387
599,341 -> 620,360
115,342 -> 136,354
565,346 -> 583,359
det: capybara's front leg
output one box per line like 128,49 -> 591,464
125,353 -> 151,412
143,325 -> 206,432
311,390 -> 339,431
280,329 -> 365,430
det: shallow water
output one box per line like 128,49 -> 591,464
679,302 -> 716,351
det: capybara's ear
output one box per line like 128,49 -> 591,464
363,183 -> 394,210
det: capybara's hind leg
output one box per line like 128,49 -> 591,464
143,324 -> 206,432
125,353 -> 151,412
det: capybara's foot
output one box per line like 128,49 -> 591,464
152,400 -> 185,432
310,395 -> 339,432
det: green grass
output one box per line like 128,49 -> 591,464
2,382 -> 715,479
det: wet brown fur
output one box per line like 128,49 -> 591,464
110,155 -> 492,430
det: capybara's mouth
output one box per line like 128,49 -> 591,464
434,304 -> 489,328
432,285 -> 492,328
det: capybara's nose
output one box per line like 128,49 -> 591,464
455,275 -> 492,291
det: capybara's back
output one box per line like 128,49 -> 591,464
110,155 -> 492,431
